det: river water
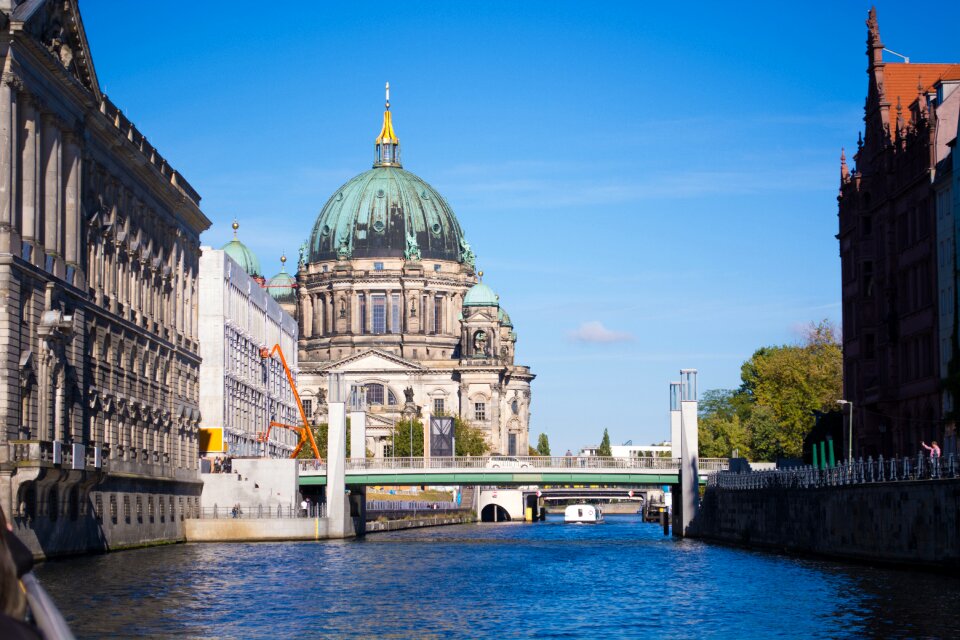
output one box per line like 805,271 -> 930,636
34,515 -> 960,639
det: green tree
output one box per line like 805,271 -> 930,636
536,433 -> 551,456
391,419 -> 424,457
597,428 -> 612,457
698,390 -> 753,459
454,416 -> 489,456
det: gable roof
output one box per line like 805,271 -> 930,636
319,348 -> 426,373
883,63 -> 960,138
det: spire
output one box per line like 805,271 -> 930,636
232,219 -> 239,238
840,148 -> 849,181
280,253 -> 287,273
374,82 -> 401,168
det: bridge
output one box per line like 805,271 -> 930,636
298,456 -> 729,487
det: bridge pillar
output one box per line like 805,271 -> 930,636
349,410 -> 366,460
327,400 -> 351,538
670,382 -> 682,459
675,369 -> 699,538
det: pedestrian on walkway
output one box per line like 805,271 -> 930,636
921,440 -> 941,458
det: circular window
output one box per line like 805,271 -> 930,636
376,189 -> 385,198
431,223 -> 442,236
335,192 -> 343,201
420,189 -> 430,200
321,224 -> 330,236
373,220 -> 385,232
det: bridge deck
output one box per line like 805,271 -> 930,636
297,456 -> 728,487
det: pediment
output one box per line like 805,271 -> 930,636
321,348 -> 425,373
14,0 -> 102,100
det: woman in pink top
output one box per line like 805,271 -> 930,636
921,440 -> 941,458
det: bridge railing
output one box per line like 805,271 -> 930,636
336,456 -> 729,471
708,453 -> 959,490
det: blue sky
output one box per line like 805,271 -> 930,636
79,1 -> 960,453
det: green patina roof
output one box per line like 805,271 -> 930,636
267,267 -> 297,303
222,237 -> 262,278
308,166 -> 467,263
498,308 -> 513,327
464,282 -> 499,307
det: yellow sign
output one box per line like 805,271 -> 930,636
199,427 -> 225,454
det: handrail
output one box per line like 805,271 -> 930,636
708,453 -> 958,490
298,456 -> 730,473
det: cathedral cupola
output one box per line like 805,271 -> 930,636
374,82 -> 401,168
221,220 -> 263,281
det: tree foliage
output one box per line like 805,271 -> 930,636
698,320 -> 842,461
536,433 -> 551,456
597,429 -> 612,457
391,419 -> 424,457
454,416 -> 489,456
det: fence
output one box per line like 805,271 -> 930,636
196,503 -> 326,519
299,456 -> 730,473
708,453 -> 959,490
366,500 -> 460,512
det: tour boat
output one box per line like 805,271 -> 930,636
564,504 -> 604,523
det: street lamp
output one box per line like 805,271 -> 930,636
837,400 -> 853,461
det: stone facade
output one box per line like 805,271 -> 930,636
296,94 -> 534,456
0,0 -> 209,556
838,9 -> 960,457
198,248 -> 299,458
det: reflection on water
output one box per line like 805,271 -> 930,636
34,515 -> 960,639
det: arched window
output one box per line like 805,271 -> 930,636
365,383 -> 384,406
387,389 -> 398,406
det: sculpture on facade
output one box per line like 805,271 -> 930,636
298,241 -> 307,270
336,235 -> 351,260
404,386 -> 415,403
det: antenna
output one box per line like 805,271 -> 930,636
883,48 -> 910,63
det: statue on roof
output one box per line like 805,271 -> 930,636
459,237 -> 476,268
298,241 -> 307,270
404,228 -> 421,262
336,235 -> 351,260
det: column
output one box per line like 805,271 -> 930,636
42,114 -> 61,268
349,409 -> 366,460
63,131 -> 81,275
0,73 -> 19,251
21,94 -> 41,254
670,382 -> 681,458
327,399 -> 349,538
312,295 -> 323,336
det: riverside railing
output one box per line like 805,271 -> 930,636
197,503 -> 326,519
299,456 -> 730,473
366,500 -> 460,512
708,454 -> 959,490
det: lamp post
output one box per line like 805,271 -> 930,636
837,400 -> 853,461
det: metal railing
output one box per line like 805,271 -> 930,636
708,454 -> 959,490
367,500 -> 460,512
195,503 -> 326,519
299,456 -> 729,473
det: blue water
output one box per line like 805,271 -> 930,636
34,515 -> 960,638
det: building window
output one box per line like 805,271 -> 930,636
322,265 -> 328,273
434,295 -> 442,334
474,402 -> 486,421
372,295 -> 386,334
366,383 -> 385,406
302,399 -> 313,419
374,262 -> 384,271
388,389 -> 398,405
434,264 -> 441,272
391,294 -> 401,333
508,433 -> 517,456
358,294 -> 366,334
434,398 -> 445,415
862,261 -> 874,299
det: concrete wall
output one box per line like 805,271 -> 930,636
199,459 -> 300,510
185,516 -> 335,542
477,489 -> 524,520
693,479 -> 960,570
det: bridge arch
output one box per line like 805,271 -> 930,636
480,504 -> 511,522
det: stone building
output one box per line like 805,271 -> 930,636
0,0 -> 209,556
198,227 -> 300,460
838,8 -> 960,457
295,88 -> 534,456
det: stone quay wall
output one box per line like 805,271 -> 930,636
692,479 -> 960,571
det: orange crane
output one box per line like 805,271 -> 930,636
257,344 -> 322,460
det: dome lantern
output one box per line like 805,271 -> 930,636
221,219 -> 262,279
374,82 -> 401,168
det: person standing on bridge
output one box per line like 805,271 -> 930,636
921,441 -> 941,459
565,450 -> 573,467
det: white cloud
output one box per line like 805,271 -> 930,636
568,321 -> 634,344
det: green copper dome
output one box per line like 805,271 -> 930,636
221,221 -> 262,278
267,256 -> 296,303
498,308 -> 513,327
308,166 -> 468,263
464,281 -> 498,307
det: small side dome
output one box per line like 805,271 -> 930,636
463,278 -> 498,307
498,308 -> 513,327
221,221 -> 262,278
267,254 -> 297,303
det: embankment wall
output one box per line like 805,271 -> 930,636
692,479 -> 960,571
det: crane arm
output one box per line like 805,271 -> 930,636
260,344 -> 322,460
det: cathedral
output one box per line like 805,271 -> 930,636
280,86 -> 535,456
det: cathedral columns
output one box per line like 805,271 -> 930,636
312,294 -> 323,336
20,94 -> 41,258
302,294 -> 313,338
42,113 -> 62,271
63,131 -> 82,280
0,73 -> 19,251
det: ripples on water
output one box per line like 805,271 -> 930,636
34,515 -> 960,639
